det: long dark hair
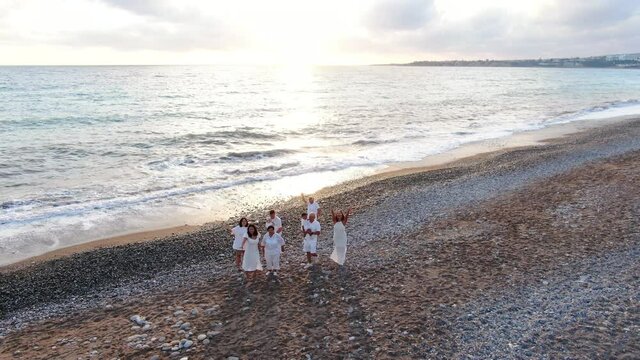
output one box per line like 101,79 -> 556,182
238,217 -> 248,227
246,224 -> 258,238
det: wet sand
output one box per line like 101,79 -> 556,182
1,117 -> 639,359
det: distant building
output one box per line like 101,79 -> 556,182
606,53 -> 640,61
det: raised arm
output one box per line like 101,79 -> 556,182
344,208 -> 352,224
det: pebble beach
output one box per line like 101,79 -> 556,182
1,118 -> 639,359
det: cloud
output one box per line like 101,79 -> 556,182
59,0 -> 247,51
99,0 -> 204,22
345,0 -> 640,60
364,0 -> 436,31
542,0 -> 640,28
1,0 -> 640,64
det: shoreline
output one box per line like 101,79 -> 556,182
3,114 -> 637,271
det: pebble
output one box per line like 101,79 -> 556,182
130,315 -> 147,326
227,357 -> 240,360
202,339 -> 210,345
174,310 -> 185,316
180,322 -> 191,331
150,356 -> 160,360
191,308 -> 199,316
204,306 -> 219,316
197,334 -> 207,341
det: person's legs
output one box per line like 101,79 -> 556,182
265,253 -> 274,275
273,254 -> 280,275
235,250 -> 243,269
310,240 -> 318,265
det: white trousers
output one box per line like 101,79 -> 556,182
265,252 -> 281,270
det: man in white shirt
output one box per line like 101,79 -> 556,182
301,193 -> 321,219
266,209 -> 283,234
303,212 -> 321,268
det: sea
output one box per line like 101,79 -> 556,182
1,65 -> 640,265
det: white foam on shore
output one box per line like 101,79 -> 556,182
550,99 -> 640,123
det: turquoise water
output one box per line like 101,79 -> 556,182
1,65 -> 639,264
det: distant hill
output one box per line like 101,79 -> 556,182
394,53 -> 640,69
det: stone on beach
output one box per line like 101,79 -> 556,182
130,314 -> 146,326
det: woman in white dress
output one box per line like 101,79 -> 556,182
229,217 -> 248,271
241,224 -> 262,280
330,208 -> 351,266
261,225 -> 285,277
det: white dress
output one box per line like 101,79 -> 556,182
330,221 -> 347,265
242,237 -> 263,271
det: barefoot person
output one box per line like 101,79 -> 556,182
330,208 -> 351,266
303,212 -> 321,268
301,193 -> 321,218
261,225 -> 285,277
241,224 -> 262,280
266,209 -> 283,234
230,217 -> 249,271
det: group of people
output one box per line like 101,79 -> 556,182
229,193 -> 351,280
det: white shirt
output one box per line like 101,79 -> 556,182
261,233 -> 285,255
231,226 -> 247,249
266,215 -> 283,232
300,218 -> 307,231
307,201 -> 320,216
304,220 -> 321,242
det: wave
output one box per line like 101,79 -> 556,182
223,162 -> 300,175
351,139 -> 398,146
548,99 -> 640,124
156,130 -> 284,147
220,149 -> 297,161
0,159 -> 383,226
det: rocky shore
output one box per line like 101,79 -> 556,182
1,118 -> 639,359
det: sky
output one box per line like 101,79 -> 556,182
0,0 -> 639,65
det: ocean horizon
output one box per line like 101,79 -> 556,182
1,65 -> 640,265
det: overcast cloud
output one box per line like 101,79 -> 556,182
0,0 -> 638,64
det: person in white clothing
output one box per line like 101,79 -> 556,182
261,225 -> 286,276
300,212 -> 308,232
229,217 -> 249,271
241,224 -> 262,280
330,208 -> 351,266
303,212 -> 321,268
266,209 -> 283,234
301,193 -> 321,218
